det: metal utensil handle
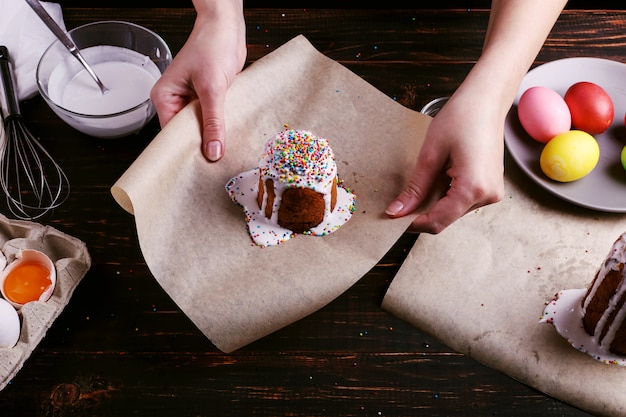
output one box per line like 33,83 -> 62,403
0,46 -> 20,118
25,0 -> 108,93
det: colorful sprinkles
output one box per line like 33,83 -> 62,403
260,129 -> 335,188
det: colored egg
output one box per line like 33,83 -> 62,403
621,145 -> 626,171
564,81 -> 614,134
518,86 -> 571,143
0,298 -> 20,348
540,130 -> 599,182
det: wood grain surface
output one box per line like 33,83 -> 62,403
2,7 -> 621,416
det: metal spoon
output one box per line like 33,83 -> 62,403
25,0 -> 108,94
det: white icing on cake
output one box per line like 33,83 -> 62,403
541,289 -> 626,365
580,234 -> 626,352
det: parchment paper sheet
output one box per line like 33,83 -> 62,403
111,35 -> 429,353
0,214 -> 92,391
382,154 -> 626,416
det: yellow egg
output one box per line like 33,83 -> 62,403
539,130 -> 599,182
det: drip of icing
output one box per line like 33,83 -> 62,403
581,234 -> 626,352
541,289 -> 626,365
226,129 -> 356,247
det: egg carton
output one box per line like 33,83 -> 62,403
0,214 -> 91,391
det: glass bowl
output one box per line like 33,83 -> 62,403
36,21 -> 172,139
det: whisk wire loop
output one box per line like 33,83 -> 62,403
0,116 -> 70,220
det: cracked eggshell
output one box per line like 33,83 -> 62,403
0,249 -> 56,309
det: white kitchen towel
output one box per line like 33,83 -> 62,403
0,0 -> 66,100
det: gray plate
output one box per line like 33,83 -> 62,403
504,57 -> 626,212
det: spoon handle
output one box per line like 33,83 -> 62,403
25,0 -> 108,94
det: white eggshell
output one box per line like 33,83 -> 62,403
518,86 -> 571,143
0,298 -> 20,348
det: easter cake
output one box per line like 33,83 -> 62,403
226,129 -> 356,247
581,232 -> 626,355
541,231 -> 626,364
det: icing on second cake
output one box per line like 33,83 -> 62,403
541,232 -> 626,365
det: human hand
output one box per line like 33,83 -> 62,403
383,0 -> 566,233
385,93 -> 505,234
150,1 -> 246,161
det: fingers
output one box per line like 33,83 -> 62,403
150,69 -> 194,127
150,66 -> 228,162
409,176 -> 503,234
385,147 -> 504,234
409,178 -> 491,234
386,147 -> 447,218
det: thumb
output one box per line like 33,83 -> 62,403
198,90 -> 227,162
386,151 -> 448,218
385,181 -> 429,218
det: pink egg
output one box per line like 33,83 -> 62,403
517,86 -> 571,143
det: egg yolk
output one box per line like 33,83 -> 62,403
3,262 -> 52,305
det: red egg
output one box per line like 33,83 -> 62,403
564,81 -> 614,134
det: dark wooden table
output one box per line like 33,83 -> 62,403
1,7 -> 619,416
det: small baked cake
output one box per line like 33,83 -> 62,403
541,231 -> 626,364
581,232 -> 626,355
226,129 -> 356,247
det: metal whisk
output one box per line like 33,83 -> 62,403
0,46 -> 69,220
